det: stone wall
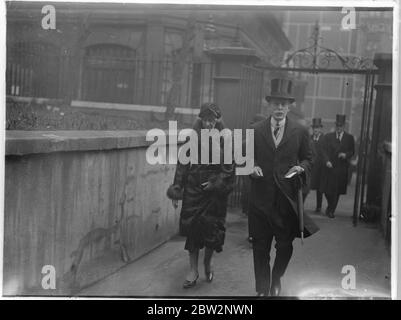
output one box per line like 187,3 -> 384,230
4,130 -> 180,295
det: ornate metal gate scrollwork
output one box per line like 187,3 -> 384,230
258,21 -> 377,75
284,22 -> 375,71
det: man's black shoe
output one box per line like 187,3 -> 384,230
270,280 -> 281,297
256,288 -> 269,297
326,209 -> 335,219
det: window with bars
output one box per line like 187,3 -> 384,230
82,44 -> 136,104
6,42 -> 61,98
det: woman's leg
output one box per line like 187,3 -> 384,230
316,190 -> 323,211
204,247 -> 214,273
186,249 -> 200,281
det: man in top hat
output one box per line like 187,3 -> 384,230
248,78 -> 319,297
320,115 -> 355,218
308,118 -> 325,212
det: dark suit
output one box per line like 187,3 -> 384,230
320,131 -> 355,215
309,133 -> 325,209
248,117 -> 319,295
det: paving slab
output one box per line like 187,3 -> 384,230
79,185 -> 391,298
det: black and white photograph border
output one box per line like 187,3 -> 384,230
0,0 -> 400,300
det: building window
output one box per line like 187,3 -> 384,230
82,44 -> 136,104
315,98 -> 344,119
6,42 -> 61,98
190,62 -> 202,107
318,75 -> 342,98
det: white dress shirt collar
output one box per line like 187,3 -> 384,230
270,117 -> 286,147
271,117 -> 286,128
313,132 -> 321,141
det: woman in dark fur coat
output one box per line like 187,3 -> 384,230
167,102 -> 235,289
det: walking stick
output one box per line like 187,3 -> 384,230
297,175 -> 304,245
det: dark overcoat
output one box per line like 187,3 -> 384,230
249,117 -> 319,238
168,119 -> 235,252
319,131 -> 355,195
310,133 -> 325,190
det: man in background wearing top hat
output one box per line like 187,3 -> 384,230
248,78 -> 318,297
308,118 -> 325,212
320,115 -> 355,218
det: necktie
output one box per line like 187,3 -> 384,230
274,126 -> 280,138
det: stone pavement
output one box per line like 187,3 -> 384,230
78,184 -> 391,299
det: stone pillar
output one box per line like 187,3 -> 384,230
145,15 -> 164,56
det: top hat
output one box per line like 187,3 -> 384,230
335,114 -> 346,126
311,118 -> 323,128
265,78 -> 295,103
199,102 -> 221,119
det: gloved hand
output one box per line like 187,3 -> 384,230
285,165 -> 304,178
250,166 -> 263,178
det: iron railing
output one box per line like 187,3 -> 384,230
6,43 -> 64,99
6,47 -> 215,109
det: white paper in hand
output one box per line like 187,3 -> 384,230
285,170 -> 297,179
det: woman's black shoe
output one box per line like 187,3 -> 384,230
183,273 -> 199,289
